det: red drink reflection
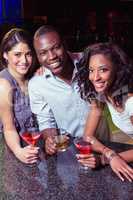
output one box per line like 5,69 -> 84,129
21,132 -> 41,146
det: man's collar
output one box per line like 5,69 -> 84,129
43,51 -> 83,80
67,51 -> 83,68
67,51 -> 83,81
44,68 -> 53,79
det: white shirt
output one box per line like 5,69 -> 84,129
28,53 -> 90,137
107,96 -> 133,136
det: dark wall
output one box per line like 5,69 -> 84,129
1,0 -> 133,56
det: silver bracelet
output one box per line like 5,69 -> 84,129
86,136 -> 96,145
105,150 -> 118,163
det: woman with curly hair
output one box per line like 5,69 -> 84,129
76,42 -> 133,182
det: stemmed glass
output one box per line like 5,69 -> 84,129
20,127 -> 42,166
20,114 -> 41,146
20,129 -> 41,146
74,137 -> 92,170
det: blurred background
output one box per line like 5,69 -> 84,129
0,0 -> 133,55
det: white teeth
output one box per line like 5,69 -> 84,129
50,62 -> 60,69
17,66 -> 29,71
17,65 -> 27,68
94,82 -> 105,88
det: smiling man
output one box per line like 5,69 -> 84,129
28,25 -> 109,155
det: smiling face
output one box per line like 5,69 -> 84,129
34,31 -> 67,76
3,42 -> 32,77
88,54 -> 113,93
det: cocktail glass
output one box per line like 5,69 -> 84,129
74,137 -> 92,170
54,129 -> 70,152
20,128 -> 42,166
20,131 -> 41,146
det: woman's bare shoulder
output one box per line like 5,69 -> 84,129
0,78 -> 12,90
0,78 -> 12,100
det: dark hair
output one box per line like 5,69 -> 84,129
34,25 -> 61,39
77,42 -> 133,107
34,24 -> 65,49
0,28 -> 38,78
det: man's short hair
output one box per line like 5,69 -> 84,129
34,25 -> 61,40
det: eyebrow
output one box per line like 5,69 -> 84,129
12,50 -> 32,53
89,64 -> 110,68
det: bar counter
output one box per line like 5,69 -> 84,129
1,138 -> 133,200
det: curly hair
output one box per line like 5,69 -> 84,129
77,42 -> 133,107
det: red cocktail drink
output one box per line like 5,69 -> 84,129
75,138 -> 92,154
75,140 -> 92,154
74,137 -> 92,171
21,132 -> 41,146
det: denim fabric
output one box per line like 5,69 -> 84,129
0,68 -> 38,135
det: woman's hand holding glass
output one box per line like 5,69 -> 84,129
74,137 -> 95,170
83,135 -> 133,181
76,153 -> 98,169
15,145 -> 40,164
20,128 -> 41,164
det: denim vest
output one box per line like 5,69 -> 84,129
0,68 -> 38,135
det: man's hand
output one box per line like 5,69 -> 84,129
45,136 -> 57,155
42,128 -> 58,155
35,66 -> 45,76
